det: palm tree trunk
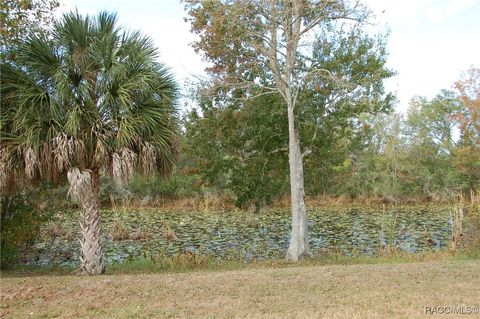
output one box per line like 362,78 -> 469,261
78,169 -> 105,275
286,105 -> 310,261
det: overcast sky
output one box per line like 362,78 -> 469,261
59,0 -> 480,112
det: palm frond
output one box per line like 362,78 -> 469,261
1,10 -> 180,191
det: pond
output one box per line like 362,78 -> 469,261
23,207 -> 454,266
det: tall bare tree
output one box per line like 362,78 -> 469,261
184,0 -> 371,260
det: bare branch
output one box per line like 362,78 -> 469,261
268,147 -> 288,155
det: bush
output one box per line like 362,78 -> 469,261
0,192 -> 54,267
127,172 -> 203,199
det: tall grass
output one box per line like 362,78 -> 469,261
464,190 -> 480,257
449,190 -> 480,257
449,197 -> 464,253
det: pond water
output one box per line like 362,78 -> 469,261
24,207 -> 454,266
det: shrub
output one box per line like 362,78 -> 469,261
0,192 -> 54,267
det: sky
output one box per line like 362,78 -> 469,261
58,0 -> 480,112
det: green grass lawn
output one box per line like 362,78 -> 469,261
1,258 -> 479,318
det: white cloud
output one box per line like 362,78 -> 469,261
422,0 -> 477,22
56,0 -> 205,84
58,0 -> 479,112
364,0 -> 480,111
56,0 -> 96,16
365,0 -> 478,25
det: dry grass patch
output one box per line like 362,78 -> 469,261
1,259 -> 479,318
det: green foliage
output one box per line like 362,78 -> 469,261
297,29 -> 395,195
451,67 -> 480,191
181,0 -> 476,205
182,26 -> 394,207
181,75 -> 478,205
183,70 -> 476,207
0,0 -> 59,57
0,191 -> 55,267
335,87 -> 478,201
128,171 -> 203,199
1,10 -> 180,275
183,93 -> 289,209
1,10 -> 179,191
334,112 -> 403,198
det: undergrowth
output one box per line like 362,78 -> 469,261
2,248 -> 477,278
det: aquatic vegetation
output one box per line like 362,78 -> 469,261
22,207 -> 453,267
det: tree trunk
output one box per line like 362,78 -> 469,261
286,106 -> 310,261
77,169 -> 105,275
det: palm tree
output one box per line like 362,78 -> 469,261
0,11 -> 179,275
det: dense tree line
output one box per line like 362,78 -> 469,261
116,66 -> 479,209
177,68 -> 478,207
